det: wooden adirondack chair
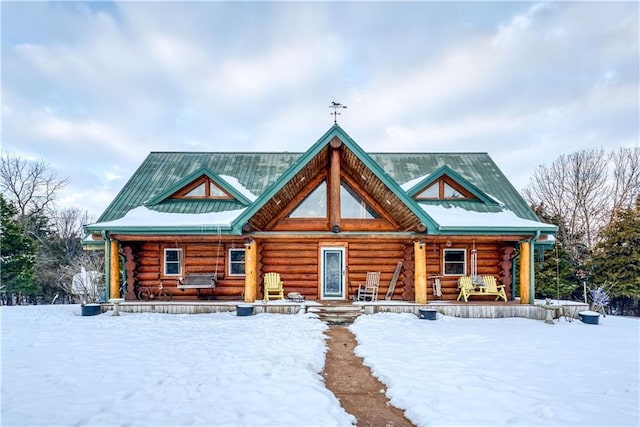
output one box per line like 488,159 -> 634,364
482,275 -> 508,302
263,272 -> 284,301
354,272 -> 381,302
456,276 -> 476,302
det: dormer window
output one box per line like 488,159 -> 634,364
172,176 -> 232,200
415,176 -> 474,200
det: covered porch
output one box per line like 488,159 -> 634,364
96,299 -> 589,321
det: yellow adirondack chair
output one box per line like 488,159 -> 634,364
263,272 -> 284,301
354,272 -> 381,301
456,276 -> 475,302
482,275 -> 508,302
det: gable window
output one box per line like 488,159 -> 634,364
416,177 -> 473,200
174,176 -> 231,199
340,180 -> 380,219
443,249 -> 466,275
288,181 -> 327,218
164,248 -> 183,276
229,248 -> 246,276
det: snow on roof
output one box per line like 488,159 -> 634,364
401,175 -> 428,191
421,204 -> 554,229
219,174 -> 257,202
91,206 -> 246,228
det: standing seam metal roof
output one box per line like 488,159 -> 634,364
96,151 -> 539,223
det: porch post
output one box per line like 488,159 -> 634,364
519,241 -> 530,304
244,239 -> 257,302
414,241 -> 427,304
109,240 -> 120,299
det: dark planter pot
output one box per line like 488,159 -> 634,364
236,304 -> 254,317
579,311 -> 600,325
81,303 -> 101,316
418,309 -> 437,320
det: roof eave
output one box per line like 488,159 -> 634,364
436,225 -> 557,235
84,225 -> 238,235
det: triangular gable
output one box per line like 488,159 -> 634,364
406,165 -> 499,205
145,167 -> 253,207
284,178 -> 382,220
232,125 -> 438,233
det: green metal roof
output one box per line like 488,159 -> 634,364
91,126 -> 548,234
96,152 -> 299,222
371,152 -> 539,221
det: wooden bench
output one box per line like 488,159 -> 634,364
457,276 -> 507,302
178,273 -> 218,299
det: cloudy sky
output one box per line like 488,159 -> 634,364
2,1 -> 638,220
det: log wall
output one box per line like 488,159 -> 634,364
425,240 -> 513,301
132,241 -> 246,301
124,236 -> 515,302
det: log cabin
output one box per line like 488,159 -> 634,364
84,125 -> 555,304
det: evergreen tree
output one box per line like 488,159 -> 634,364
0,195 -> 38,304
591,203 -> 640,315
25,211 -> 66,303
531,204 -> 580,299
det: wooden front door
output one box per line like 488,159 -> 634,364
320,247 -> 346,300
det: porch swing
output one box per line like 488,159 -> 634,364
177,227 -> 220,295
457,241 -> 507,302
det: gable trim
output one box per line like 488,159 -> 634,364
145,167 -> 253,207
406,165 -> 499,205
231,125 -> 439,234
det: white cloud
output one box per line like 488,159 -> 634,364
2,1 -> 637,217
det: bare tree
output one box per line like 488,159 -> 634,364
0,152 -> 69,217
52,207 -> 94,263
610,146 -> 640,214
524,148 -> 609,251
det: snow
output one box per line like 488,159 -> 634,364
401,175 -> 428,191
219,175 -> 257,202
350,313 -> 639,427
1,305 -> 353,426
90,206 -> 246,228
421,203 -> 555,230
2,306 -> 638,427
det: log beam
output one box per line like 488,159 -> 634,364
519,241 -> 530,304
329,145 -> 341,231
244,239 -> 257,302
109,240 -> 120,299
414,240 -> 427,304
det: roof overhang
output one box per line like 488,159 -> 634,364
85,206 -> 244,235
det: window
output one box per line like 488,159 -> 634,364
340,180 -> 380,219
415,176 -> 473,200
174,176 -> 231,199
288,181 -> 327,218
442,182 -> 463,198
443,249 -> 466,275
229,248 -> 246,276
416,183 -> 439,198
164,248 -> 182,276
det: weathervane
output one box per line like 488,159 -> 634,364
329,101 -> 347,124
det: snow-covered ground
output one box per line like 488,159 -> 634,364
351,312 -> 639,427
2,305 -> 638,426
1,305 -> 353,426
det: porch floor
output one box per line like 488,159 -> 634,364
101,299 -> 589,321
